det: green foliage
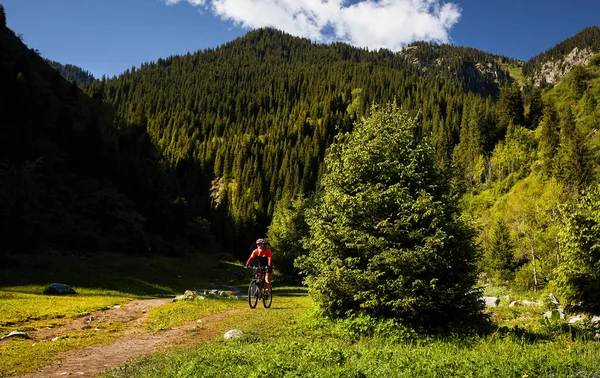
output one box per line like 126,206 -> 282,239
486,219 -> 515,283
266,196 -> 311,281
537,103 -> 559,176
298,104 -> 483,328
556,185 -> 600,314
497,84 -> 525,130
555,106 -> 594,188
46,59 -> 95,86
526,85 -> 544,128
488,123 -> 536,183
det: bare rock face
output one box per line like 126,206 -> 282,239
532,47 -> 595,86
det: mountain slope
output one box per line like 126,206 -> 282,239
47,59 -> 95,85
399,41 -> 515,97
0,8 -> 213,256
100,28 -> 512,246
522,26 -> 600,86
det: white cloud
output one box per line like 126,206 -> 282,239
163,0 -> 461,51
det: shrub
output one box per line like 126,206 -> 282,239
556,185 -> 600,314
298,103 -> 484,329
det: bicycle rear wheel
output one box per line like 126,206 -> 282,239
248,280 -> 259,309
262,286 -> 272,308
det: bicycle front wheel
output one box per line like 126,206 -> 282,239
262,286 -> 272,308
248,280 -> 259,309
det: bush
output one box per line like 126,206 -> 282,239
556,185 -> 600,314
298,103 -> 484,329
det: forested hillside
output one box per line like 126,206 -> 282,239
99,28 -> 520,249
46,59 -> 95,86
0,10 -> 215,258
3,0 -> 600,294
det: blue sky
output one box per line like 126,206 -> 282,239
2,0 -> 598,79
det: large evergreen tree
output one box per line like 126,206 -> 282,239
298,104 -> 483,328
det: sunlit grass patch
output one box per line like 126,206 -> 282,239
102,313 -> 600,378
144,298 -> 247,332
0,289 -> 133,334
0,321 -> 125,377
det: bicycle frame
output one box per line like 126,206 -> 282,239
248,266 -> 272,309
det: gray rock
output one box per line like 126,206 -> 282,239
224,329 -> 244,339
591,316 -> 600,324
548,293 -> 560,306
569,315 -> 586,324
481,296 -> 500,307
44,283 -> 76,295
172,290 -> 197,302
1,330 -> 31,340
509,300 -> 520,307
544,307 -> 565,320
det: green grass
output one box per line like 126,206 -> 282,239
144,297 -> 247,332
101,287 -> 600,378
0,288 -> 132,334
0,251 -> 249,377
499,60 -> 524,85
0,321 -> 125,377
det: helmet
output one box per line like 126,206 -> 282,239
256,238 -> 265,244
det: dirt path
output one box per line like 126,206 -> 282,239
14,298 -> 246,378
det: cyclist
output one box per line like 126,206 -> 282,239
245,238 -> 273,291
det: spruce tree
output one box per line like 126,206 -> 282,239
298,104 -> 483,328
487,219 -> 515,283
538,103 -> 559,176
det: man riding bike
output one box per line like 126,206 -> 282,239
245,238 -> 273,290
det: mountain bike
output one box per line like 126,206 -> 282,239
248,266 -> 272,309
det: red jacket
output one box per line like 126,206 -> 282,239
246,247 -> 273,267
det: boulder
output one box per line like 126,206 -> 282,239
569,315 -> 586,324
481,296 -> 500,307
43,283 -> 76,295
548,293 -> 560,307
172,290 -> 197,302
543,307 -> 565,320
224,329 -> 244,339
591,316 -> 600,324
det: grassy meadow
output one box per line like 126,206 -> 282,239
0,252 -> 248,377
102,287 -> 600,378
1,253 -> 600,378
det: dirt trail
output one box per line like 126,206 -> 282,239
14,298 -> 246,378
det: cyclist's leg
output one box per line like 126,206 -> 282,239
265,272 -> 271,290
257,272 -> 264,296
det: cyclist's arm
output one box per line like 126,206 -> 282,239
246,249 -> 258,266
266,249 -> 273,266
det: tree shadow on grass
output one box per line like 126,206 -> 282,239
0,253 -> 247,297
